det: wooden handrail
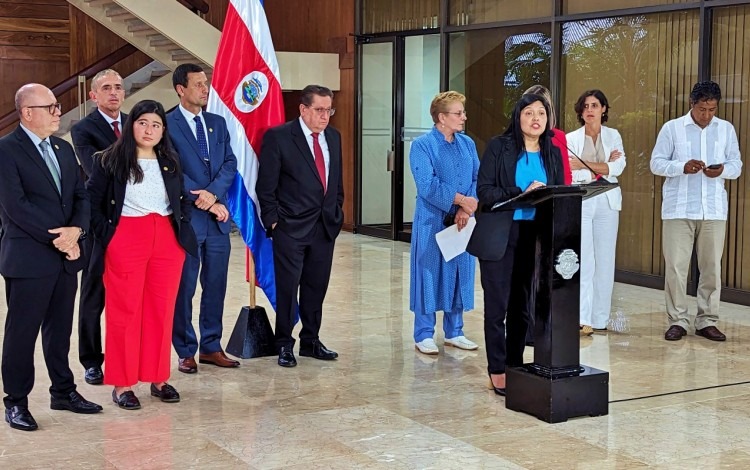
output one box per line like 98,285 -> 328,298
177,0 -> 209,14
0,44 -> 138,132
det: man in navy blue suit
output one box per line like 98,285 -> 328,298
168,64 -> 239,373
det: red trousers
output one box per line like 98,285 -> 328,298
103,214 -> 185,386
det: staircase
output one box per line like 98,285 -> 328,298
67,0 -> 339,91
68,0 -> 218,72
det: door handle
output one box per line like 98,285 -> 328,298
386,150 -> 395,172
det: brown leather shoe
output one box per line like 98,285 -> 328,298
178,357 -> 198,374
199,351 -> 240,368
696,326 -> 726,342
664,325 -> 687,341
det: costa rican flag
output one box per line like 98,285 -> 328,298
207,0 -> 284,310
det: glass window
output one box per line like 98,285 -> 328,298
448,26 -> 552,155
449,0 -> 553,26
362,0 -> 440,33
564,0 -> 696,15
403,35 -> 441,227
360,42 -> 394,226
561,11 -> 699,277
711,5 -> 750,290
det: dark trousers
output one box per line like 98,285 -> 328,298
78,236 -> 105,369
480,221 -> 536,374
2,271 -> 78,408
173,220 -> 231,358
273,220 -> 335,349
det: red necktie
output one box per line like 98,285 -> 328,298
311,132 -> 327,193
112,121 -> 121,138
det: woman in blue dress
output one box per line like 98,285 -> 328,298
409,91 -> 480,355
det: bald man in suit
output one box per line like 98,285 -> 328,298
0,84 -> 102,432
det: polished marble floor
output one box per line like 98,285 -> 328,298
2,232 -> 750,468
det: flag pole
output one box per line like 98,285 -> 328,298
247,247 -> 256,308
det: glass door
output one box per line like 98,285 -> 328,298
357,34 -> 441,241
400,34 -> 441,241
359,39 -> 395,238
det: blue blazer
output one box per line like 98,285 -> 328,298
167,108 -> 237,235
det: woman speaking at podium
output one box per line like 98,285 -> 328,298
467,94 -> 564,396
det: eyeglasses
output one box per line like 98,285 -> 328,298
306,106 -> 336,117
27,103 -> 62,114
444,110 -> 467,117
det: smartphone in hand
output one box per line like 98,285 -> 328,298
707,163 -> 722,170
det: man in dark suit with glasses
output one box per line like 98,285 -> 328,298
257,84 -> 344,368
0,83 -> 102,431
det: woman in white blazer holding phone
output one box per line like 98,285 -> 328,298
567,90 -> 626,334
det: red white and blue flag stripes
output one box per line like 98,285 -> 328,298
207,0 -> 285,309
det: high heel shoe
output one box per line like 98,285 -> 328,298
487,373 -> 506,396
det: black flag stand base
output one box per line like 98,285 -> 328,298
226,306 -> 276,359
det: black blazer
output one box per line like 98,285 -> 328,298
86,154 -> 198,258
0,126 -> 89,277
71,108 -> 127,275
71,109 -> 128,177
467,135 -> 564,261
256,119 -> 344,240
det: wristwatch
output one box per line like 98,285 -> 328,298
78,227 -> 87,240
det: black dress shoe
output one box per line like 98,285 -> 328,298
84,366 -> 104,385
278,346 -> 297,368
150,383 -> 180,403
112,389 -> 141,410
696,326 -> 727,341
5,406 -> 38,431
665,325 -> 687,341
50,391 -> 103,414
299,340 -> 338,360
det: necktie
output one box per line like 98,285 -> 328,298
112,121 -> 121,138
193,116 -> 210,170
311,133 -> 327,193
39,140 -> 61,194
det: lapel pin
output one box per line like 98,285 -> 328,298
54,144 -> 59,150
163,166 -> 168,171
209,128 -> 213,133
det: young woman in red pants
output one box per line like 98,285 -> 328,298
87,100 -> 197,409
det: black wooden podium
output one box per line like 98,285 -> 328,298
496,183 -> 617,423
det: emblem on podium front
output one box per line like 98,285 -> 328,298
555,249 -> 579,280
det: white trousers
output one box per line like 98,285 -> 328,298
580,194 -> 619,329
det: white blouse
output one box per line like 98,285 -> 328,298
121,159 -> 172,217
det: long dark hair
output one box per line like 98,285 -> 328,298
99,99 -> 179,183
503,94 -> 557,182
